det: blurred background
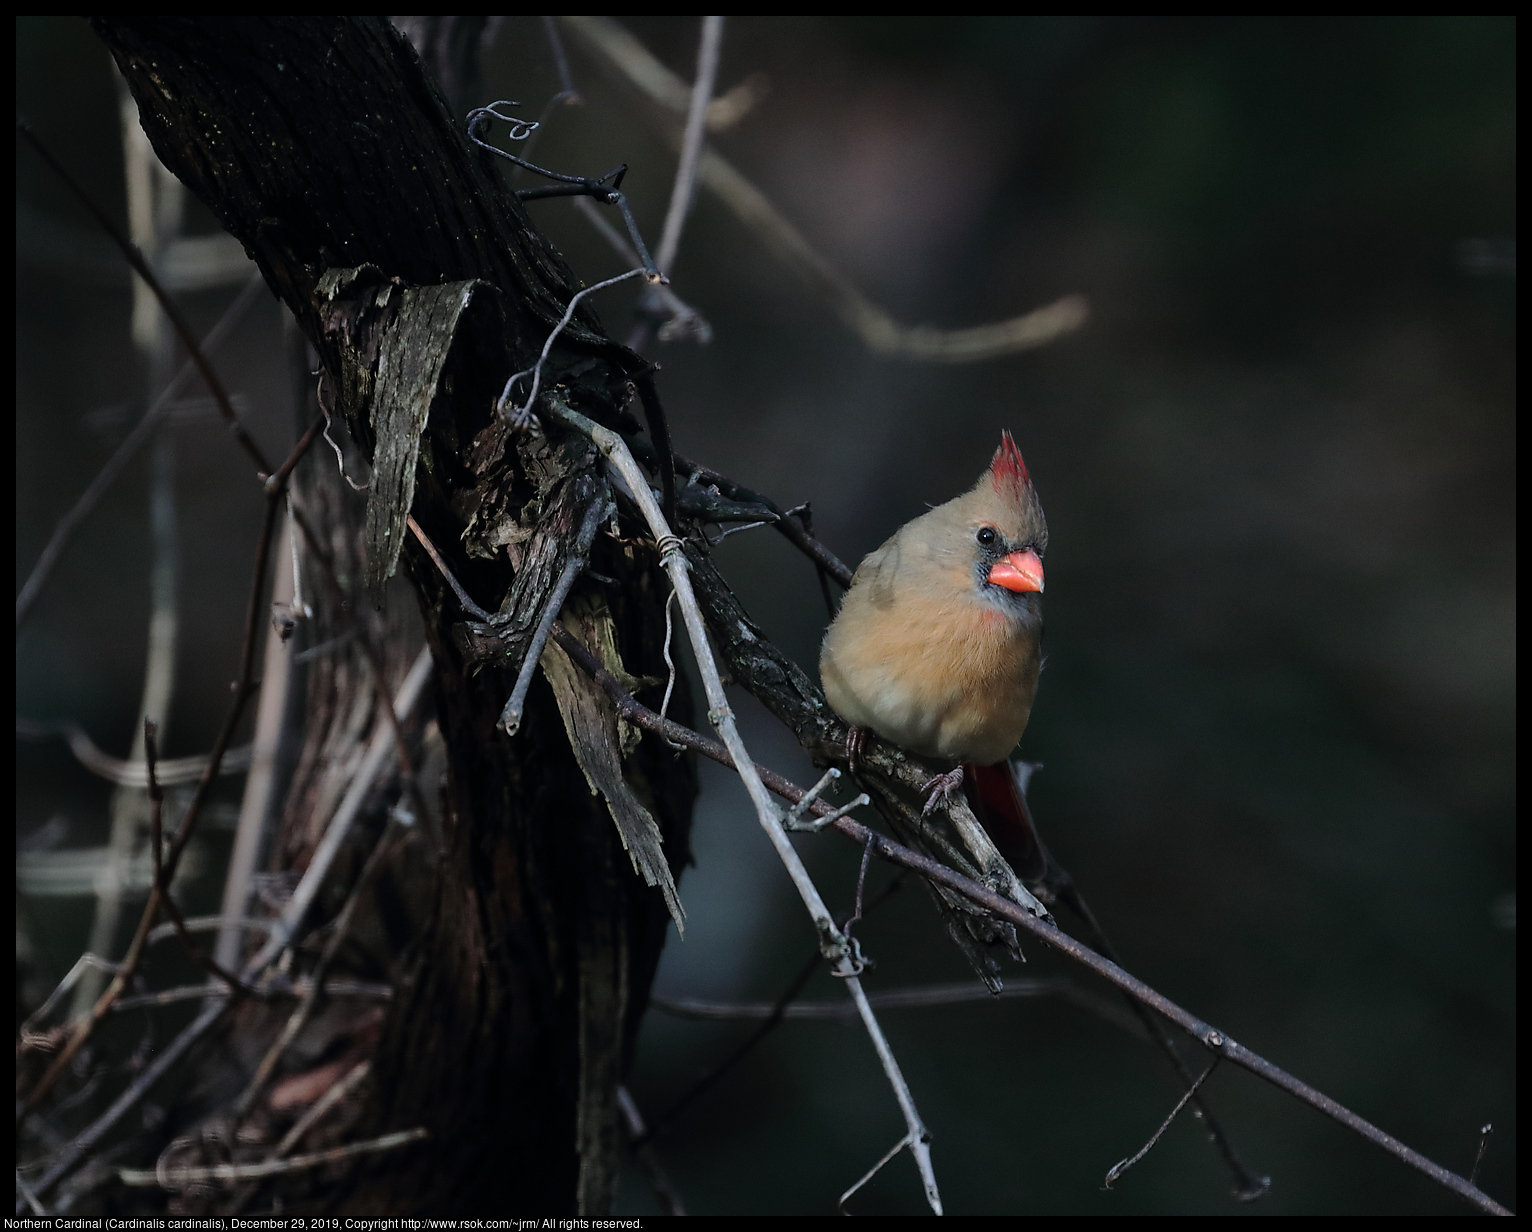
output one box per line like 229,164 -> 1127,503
16,16 -> 1515,1216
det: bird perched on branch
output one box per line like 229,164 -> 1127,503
820,431 -> 1047,857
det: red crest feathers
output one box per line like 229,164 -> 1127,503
988,430 -> 1032,503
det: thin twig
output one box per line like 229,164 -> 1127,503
109,977 -> 390,1015
14,718 -> 254,787
16,121 -> 272,473
626,16 -> 723,351
144,721 -> 256,998
560,17 -> 1090,363
117,1128 -> 428,1188
839,1132 -> 913,1214
407,515 -> 492,620
498,498 -> 608,734
1050,874 -> 1268,1199
1469,1124 -> 1493,1187
468,103 -> 660,276
543,14 -> 579,102
654,17 -> 722,275
1104,1059 -> 1220,1189
508,18 -> 582,175
274,1060 -> 371,1158
217,502 -> 300,973
15,268 -> 265,629
545,396 -> 943,1214
145,915 -> 275,947
15,956 -> 122,1052
572,196 -> 711,341
616,1087 -> 686,1216
654,448 -> 852,586
496,267 -> 650,428
650,979 -> 1140,1032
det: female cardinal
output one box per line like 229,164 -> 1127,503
820,431 -> 1046,840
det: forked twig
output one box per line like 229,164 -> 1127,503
545,396 -> 943,1214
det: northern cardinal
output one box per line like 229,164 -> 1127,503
820,431 -> 1047,860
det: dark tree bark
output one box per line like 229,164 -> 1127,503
91,18 -> 694,1215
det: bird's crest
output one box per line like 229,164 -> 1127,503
988,430 -> 1033,506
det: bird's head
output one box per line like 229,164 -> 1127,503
963,430 -> 1047,600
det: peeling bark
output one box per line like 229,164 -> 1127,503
91,18 -> 694,1216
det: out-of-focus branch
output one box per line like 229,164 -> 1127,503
19,415 -> 323,1130
626,16 -> 723,351
117,1128 -> 428,1188
16,121 -> 272,473
561,16 -> 1090,363
650,979 -> 1147,1036
14,271 -> 264,630
15,718 -> 253,787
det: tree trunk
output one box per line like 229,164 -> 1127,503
92,17 -> 695,1215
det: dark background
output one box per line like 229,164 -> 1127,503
16,16 -> 1515,1215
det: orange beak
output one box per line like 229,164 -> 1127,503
987,549 -> 1044,594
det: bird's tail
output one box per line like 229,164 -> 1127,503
963,759 -> 1050,885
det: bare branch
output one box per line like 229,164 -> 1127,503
14,269 -> 265,629
653,17 -> 722,276
651,979 -> 1146,1036
117,1128 -> 428,1188
14,718 -> 252,787
1104,1059 -> 1220,1189
561,17 -> 1090,363
20,416 -> 324,1130
16,121 -> 272,472
624,16 -> 724,352
545,396 -> 943,1214
145,721 -> 257,998
545,604 -> 1512,1217
616,1087 -> 686,1216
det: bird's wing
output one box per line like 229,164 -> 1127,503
855,530 -> 905,611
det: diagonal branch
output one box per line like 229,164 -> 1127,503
14,269 -> 266,630
543,396 -> 943,1215
540,612 -> 1512,1216
561,17 -> 1090,364
16,121 -> 272,474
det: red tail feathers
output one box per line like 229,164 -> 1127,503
964,759 -> 1046,883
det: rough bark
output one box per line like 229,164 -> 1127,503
91,17 -> 694,1216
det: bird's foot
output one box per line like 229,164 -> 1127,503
921,766 -> 965,817
844,725 -> 867,776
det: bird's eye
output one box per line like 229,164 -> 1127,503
975,527 -> 997,548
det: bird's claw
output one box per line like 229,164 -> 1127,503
844,725 -> 867,776
921,767 -> 965,817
